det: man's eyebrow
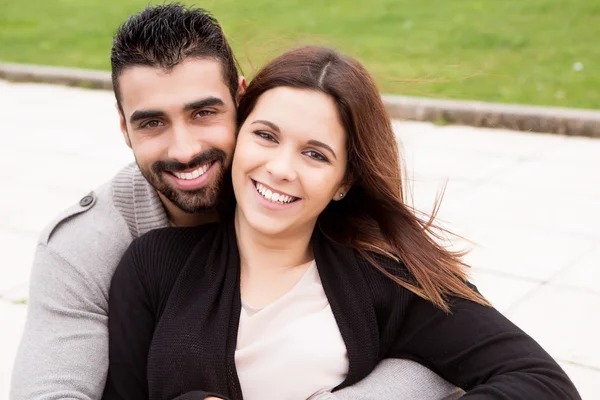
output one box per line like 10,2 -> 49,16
129,110 -> 165,125
307,140 -> 337,160
183,97 -> 226,111
129,97 -> 226,124
251,119 -> 280,133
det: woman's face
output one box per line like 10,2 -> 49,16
232,87 -> 349,237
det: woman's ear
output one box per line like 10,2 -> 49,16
236,76 -> 248,105
332,183 -> 352,201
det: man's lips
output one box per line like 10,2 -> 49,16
164,161 -> 218,190
167,161 -> 213,181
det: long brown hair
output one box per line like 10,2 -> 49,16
237,46 -> 489,312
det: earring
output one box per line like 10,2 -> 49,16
339,193 -> 344,198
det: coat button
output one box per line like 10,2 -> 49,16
79,195 -> 94,207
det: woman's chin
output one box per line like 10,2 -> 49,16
246,214 -> 291,237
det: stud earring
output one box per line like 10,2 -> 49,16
339,193 -> 344,198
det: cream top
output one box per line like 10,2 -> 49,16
235,261 -> 349,400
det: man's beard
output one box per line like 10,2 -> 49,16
138,148 -> 228,214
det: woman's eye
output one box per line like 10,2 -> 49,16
140,120 -> 163,129
254,131 -> 278,143
305,150 -> 328,162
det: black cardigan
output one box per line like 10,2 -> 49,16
102,220 -> 579,400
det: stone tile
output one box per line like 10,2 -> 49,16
395,120 -> 566,159
0,230 -> 37,293
394,122 -> 530,183
459,224 -> 597,281
551,245 -> 600,294
559,362 -> 600,400
541,134 -> 600,164
493,159 -> 600,199
0,302 -> 27,399
0,185 -> 88,236
0,283 -> 29,303
403,179 -> 476,220
1,81 -> 124,163
440,183 -> 600,238
467,269 -> 540,312
393,120 -> 439,150
401,145 -> 518,182
507,285 -> 600,369
0,154 -> 132,236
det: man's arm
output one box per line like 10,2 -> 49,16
314,359 -> 463,400
10,244 -> 109,400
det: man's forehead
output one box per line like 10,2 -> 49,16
118,59 -> 232,115
119,57 -> 226,82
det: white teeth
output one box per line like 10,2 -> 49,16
173,163 -> 211,180
255,182 -> 295,204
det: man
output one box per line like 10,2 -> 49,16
10,4 -> 462,399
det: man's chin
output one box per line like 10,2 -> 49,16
143,169 -> 224,213
163,190 -> 219,214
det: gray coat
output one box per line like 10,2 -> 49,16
10,163 -> 462,400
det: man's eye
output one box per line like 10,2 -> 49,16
304,150 -> 328,162
140,120 -> 163,129
194,110 -> 216,118
254,131 -> 278,143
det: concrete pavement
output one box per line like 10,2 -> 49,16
1,80 -> 599,398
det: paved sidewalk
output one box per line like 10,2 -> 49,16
1,80 -> 598,399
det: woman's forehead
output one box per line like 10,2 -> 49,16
250,87 -> 346,144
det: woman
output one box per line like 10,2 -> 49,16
102,46 -> 579,400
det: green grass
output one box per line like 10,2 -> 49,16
1,0 -> 599,109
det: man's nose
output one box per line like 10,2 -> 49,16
167,123 -> 202,164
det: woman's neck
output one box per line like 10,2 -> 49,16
234,208 -> 314,273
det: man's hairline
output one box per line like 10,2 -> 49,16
114,54 -> 240,116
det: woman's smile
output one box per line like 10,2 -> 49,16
251,178 -> 301,211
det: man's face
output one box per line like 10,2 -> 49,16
117,58 -> 237,213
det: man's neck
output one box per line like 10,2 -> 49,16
158,192 -> 219,227
234,208 -> 314,274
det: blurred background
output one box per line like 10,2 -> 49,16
1,0 -> 599,109
1,1 -> 599,399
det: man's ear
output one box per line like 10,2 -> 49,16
236,76 -> 248,105
332,183 -> 352,201
116,102 -> 132,149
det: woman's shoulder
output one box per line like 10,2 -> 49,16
124,223 -> 221,281
313,232 -> 414,296
116,223 -> 222,313
353,250 -> 414,289
133,223 -> 219,250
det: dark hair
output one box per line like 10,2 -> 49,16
111,3 -> 240,114
237,46 -> 489,312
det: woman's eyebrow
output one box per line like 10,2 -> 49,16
251,119 -> 337,159
251,119 -> 280,133
307,140 -> 336,159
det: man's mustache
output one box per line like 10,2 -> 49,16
151,149 -> 227,174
